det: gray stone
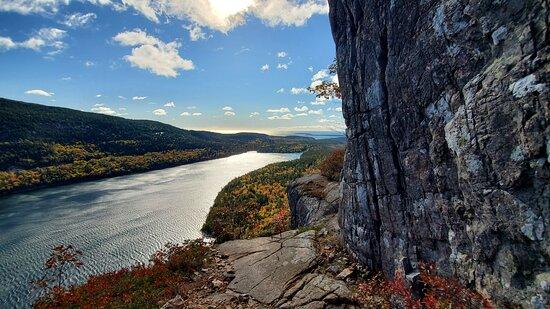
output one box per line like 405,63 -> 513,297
491,26 -> 508,45
217,230 -> 317,305
161,295 -> 184,309
279,274 -> 353,308
329,0 -> 549,306
336,268 -> 353,280
288,174 -> 341,228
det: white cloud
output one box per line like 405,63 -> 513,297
192,112 -> 202,116
295,113 -> 307,116
260,64 -> 269,71
25,89 -> 54,97
61,76 -> 71,81
331,74 -> 339,85
96,94 -> 102,98
0,36 -> 16,49
113,28 -> 159,46
187,105 -> 197,109
311,97 -> 327,105
2,1 -> 328,34
290,87 -> 307,95
307,66 -> 313,72
334,106 -> 342,112
0,0 -> 112,15
222,106 -> 233,111
91,104 -> 117,116
277,63 -> 288,70
0,0 -> 64,15
119,107 -> 127,111
276,88 -> 284,93
164,101 -> 175,107
312,69 -> 328,81
294,105 -> 308,112
310,79 -> 322,89
180,111 -> 190,116
268,113 -> 293,120
133,96 -> 147,100
234,46 -> 250,55
185,24 -> 209,41
224,111 -> 236,116
277,51 -> 287,58
120,0 -> 327,33
0,27 -> 66,53
267,107 -> 290,113
153,108 -> 167,116
84,60 -> 95,67
251,0 -> 328,28
113,29 -> 194,77
118,95 -> 126,99
63,12 -> 97,28
308,108 -> 323,115
250,112 -> 260,117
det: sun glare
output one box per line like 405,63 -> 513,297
209,0 -> 254,19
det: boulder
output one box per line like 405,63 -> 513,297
288,174 -> 341,228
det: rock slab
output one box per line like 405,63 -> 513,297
218,230 -> 356,308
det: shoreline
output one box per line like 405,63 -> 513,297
0,149 -> 304,198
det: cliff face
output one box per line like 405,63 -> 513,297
329,0 -> 548,305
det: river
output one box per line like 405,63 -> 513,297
0,151 -> 301,308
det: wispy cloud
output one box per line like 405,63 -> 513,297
0,28 -> 66,54
25,89 -> 54,97
153,108 -> 167,116
267,107 -> 290,113
63,12 -> 97,28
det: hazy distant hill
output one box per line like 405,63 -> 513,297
0,98 -> 312,171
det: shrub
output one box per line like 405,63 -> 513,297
318,148 -> 345,181
33,241 -> 211,308
356,264 -> 494,309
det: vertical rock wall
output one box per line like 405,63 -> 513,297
328,0 -> 548,305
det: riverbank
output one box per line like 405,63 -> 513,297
0,148 -> 306,197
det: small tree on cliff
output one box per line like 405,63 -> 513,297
308,59 -> 342,99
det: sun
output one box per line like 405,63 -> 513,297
209,0 -> 254,19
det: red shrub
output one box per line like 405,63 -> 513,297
319,148 -> 345,181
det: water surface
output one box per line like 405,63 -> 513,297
0,151 -> 300,308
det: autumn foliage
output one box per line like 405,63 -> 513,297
319,148 -> 345,181
357,264 -> 494,309
33,241 -> 210,308
202,147 -> 330,242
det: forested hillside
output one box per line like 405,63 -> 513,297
0,98 -> 317,195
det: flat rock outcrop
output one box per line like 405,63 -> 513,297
217,230 -> 356,308
329,0 -> 548,306
288,174 -> 341,228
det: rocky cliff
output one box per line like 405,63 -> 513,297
328,0 -> 548,306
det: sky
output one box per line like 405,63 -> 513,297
0,0 -> 343,135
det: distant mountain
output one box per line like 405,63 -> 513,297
0,98 -> 313,171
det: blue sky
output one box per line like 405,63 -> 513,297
0,0 -> 343,135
